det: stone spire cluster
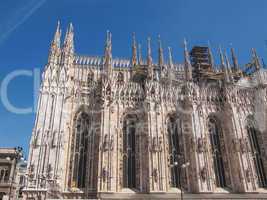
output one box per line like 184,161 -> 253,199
47,22 -> 263,84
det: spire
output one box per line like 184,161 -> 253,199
147,37 -> 153,79
131,33 -> 137,66
224,49 -> 233,82
168,47 -> 173,68
252,48 -> 261,70
138,44 -> 143,65
147,37 -> 152,66
183,38 -> 192,81
230,47 -> 239,71
207,42 -> 214,68
51,21 -> 61,48
219,46 -> 229,83
48,21 -> 61,64
63,23 -> 74,54
104,30 -> 112,75
158,35 -> 164,66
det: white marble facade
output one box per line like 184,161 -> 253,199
22,23 -> 267,199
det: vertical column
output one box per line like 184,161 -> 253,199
183,105 -> 201,192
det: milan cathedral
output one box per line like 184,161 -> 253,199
22,22 -> 267,199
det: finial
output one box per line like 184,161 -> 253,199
252,48 -> 261,70
51,21 -> 61,48
146,37 -> 154,79
63,22 -> 74,52
109,32 -> 112,44
158,35 -> 162,49
69,22 -> 74,33
138,43 -> 143,65
133,32 -> 136,45
219,46 -> 225,65
168,47 -> 173,67
219,46 -> 229,83
147,37 -> 152,66
183,38 -> 192,81
207,41 -> 214,68
57,20 -> 60,28
104,30 -> 112,51
131,32 -> 137,66
104,30 -> 113,75
230,47 -> 239,71
158,35 -> 164,66
183,38 -> 188,52
105,30 -> 111,45
224,49 -> 233,82
56,20 -> 61,34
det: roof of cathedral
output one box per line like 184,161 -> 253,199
74,55 -> 185,71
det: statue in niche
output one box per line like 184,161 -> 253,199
197,138 -> 205,153
245,169 -> 252,183
102,168 -> 109,182
103,134 -> 109,151
152,168 -> 158,183
200,167 -> 207,182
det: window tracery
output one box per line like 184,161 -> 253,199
208,117 -> 227,188
71,112 -> 91,189
246,118 -> 267,188
122,115 -> 137,189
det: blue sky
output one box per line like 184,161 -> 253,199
0,0 -> 267,156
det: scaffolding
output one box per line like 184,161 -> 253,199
190,46 -> 247,82
190,46 -> 223,81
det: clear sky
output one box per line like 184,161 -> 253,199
0,0 -> 267,156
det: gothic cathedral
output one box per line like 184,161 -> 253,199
23,23 -> 267,199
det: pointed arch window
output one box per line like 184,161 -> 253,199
72,112 -> 90,189
247,122 -> 267,188
122,115 -> 137,189
167,115 -> 184,188
208,117 -> 226,188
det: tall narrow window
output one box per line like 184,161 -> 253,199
167,115 -> 183,188
122,115 -> 137,189
72,112 -> 90,189
208,117 -> 226,188
247,125 -> 267,188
